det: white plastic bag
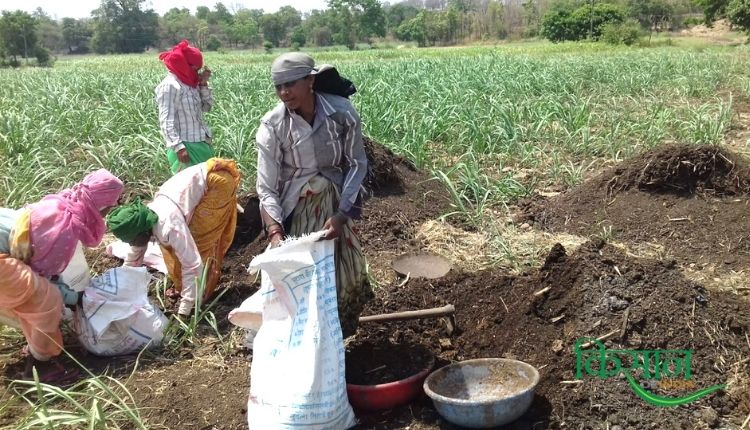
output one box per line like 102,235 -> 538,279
234,231 -> 356,430
74,266 -> 168,356
59,242 -> 91,292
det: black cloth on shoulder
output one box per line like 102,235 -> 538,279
314,67 -> 357,99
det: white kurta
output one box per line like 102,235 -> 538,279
125,163 -> 208,315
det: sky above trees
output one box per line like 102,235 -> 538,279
2,0 -> 331,19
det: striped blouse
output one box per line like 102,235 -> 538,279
155,73 -> 213,152
255,92 -> 368,225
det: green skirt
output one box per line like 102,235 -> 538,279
166,141 -> 214,174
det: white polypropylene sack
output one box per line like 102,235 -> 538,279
59,242 -> 91,292
233,231 -> 356,430
74,266 -> 168,356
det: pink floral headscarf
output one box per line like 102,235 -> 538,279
27,169 -> 124,276
59,168 -> 124,211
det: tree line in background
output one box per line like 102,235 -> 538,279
0,0 -> 745,66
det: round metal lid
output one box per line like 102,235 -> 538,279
391,254 -> 452,279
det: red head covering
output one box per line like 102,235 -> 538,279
159,40 -> 203,88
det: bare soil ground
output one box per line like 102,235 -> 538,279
2,139 -> 750,430
517,144 -> 750,276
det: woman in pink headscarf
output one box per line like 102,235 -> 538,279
0,168 -> 123,382
156,39 -> 215,174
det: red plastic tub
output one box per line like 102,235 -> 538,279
346,354 -> 435,412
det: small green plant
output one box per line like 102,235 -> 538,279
364,259 -> 381,291
596,225 -> 615,242
161,260 -> 228,351
9,345 -> 150,429
601,20 -> 643,46
206,35 -> 222,52
33,46 -> 53,67
682,16 -> 704,27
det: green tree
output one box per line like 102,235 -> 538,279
160,8 -> 201,47
486,0 -> 506,39
601,18 -> 643,44
570,3 -> 626,39
206,34 -> 222,50
62,18 -> 92,53
727,0 -> 750,32
261,14 -> 285,47
291,27 -> 306,46
230,9 -> 261,47
395,11 -> 427,46
91,0 -> 159,53
541,9 -> 575,41
628,0 -> 674,32
522,0 -> 542,36
692,0 -> 729,22
425,10 -> 451,44
446,6 -> 461,41
196,6 -> 210,21
0,10 -> 38,63
328,0 -> 386,46
356,0 -> 387,40
277,6 -> 303,30
213,3 -> 234,24
541,2 -> 625,41
302,9 -> 334,45
385,3 -> 420,33
313,26 -> 334,45
32,8 -> 63,52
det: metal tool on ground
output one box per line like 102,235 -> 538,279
359,304 -> 457,334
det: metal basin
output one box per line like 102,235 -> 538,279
423,358 -> 539,428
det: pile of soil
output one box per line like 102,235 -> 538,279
363,136 -> 413,194
346,336 -> 433,385
518,144 -> 750,270
603,144 -> 750,197
355,240 -> 750,429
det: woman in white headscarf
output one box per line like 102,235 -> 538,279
255,52 -> 372,338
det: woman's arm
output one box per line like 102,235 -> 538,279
123,245 -> 147,267
255,123 -> 285,225
199,86 -> 213,113
161,218 -> 202,316
337,108 -> 367,216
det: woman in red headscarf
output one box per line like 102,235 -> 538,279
156,40 -> 215,174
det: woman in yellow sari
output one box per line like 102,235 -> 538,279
107,158 -> 240,316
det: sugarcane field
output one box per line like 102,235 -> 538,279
1,1 -> 750,429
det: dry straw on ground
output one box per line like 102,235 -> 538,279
414,219 -> 587,274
